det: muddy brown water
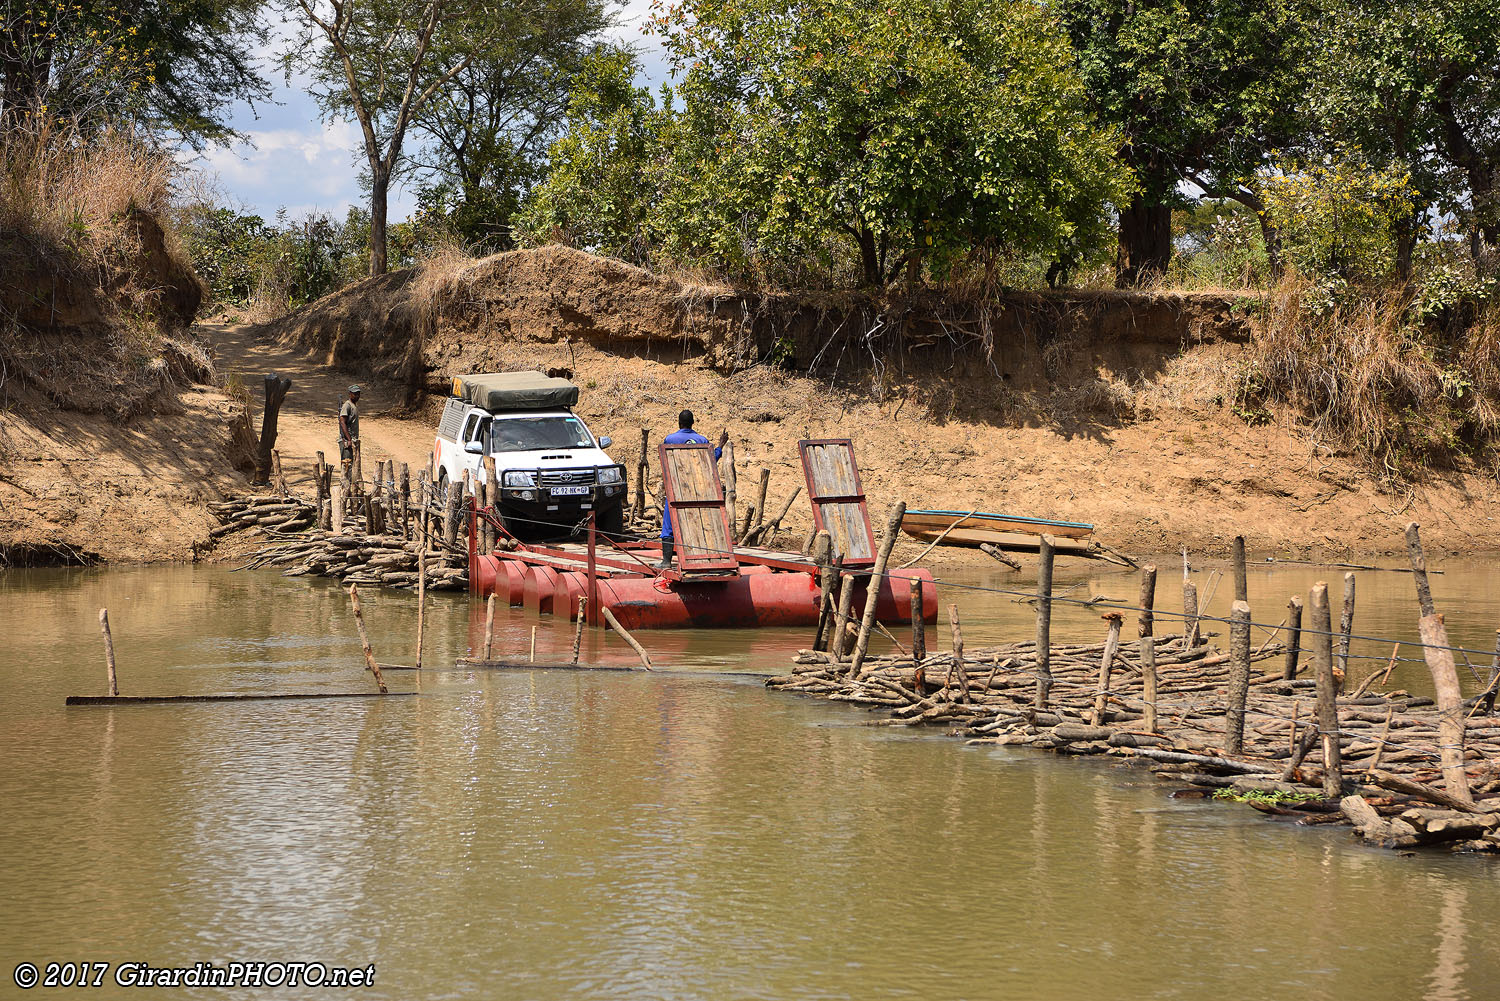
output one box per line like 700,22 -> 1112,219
3,559 -> 1498,1000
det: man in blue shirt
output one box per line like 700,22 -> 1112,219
659,409 -> 728,569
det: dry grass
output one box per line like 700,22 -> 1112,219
1243,276 -> 1500,476
0,128 -> 207,414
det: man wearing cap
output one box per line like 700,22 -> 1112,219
658,409 -> 728,569
339,385 -> 361,475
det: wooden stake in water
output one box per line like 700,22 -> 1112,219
529,625 -> 537,663
831,572 -> 857,663
1138,565 -> 1158,733
99,608 -> 119,697
1091,612 -> 1124,726
483,594 -> 496,660
572,597 -> 586,666
1309,582 -> 1341,798
1283,595 -> 1303,679
1182,576 -> 1201,648
1231,534 -> 1248,603
1225,600 -> 1252,754
1338,572 -> 1356,681
910,584 -> 926,665
415,544 -> 426,671
1034,536 -> 1054,709
1404,522 -> 1473,806
851,501 -> 907,678
348,585 -> 389,694
601,606 -> 653,670
948,604 -> 968,703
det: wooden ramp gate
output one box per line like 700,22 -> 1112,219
658,442 -> 738,574
798,439 -> 876,567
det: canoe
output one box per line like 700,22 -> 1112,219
901,509 -> 1095,551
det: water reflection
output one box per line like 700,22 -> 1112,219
2,565 -> 1499,1000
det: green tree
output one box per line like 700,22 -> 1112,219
1056,0 -> 1311,286
0,0 -> 269,147
281,0 -> 507,275
1312,1 -> 1499,270
514,49 -> 670,262
645,0 -> 1130,288
405,0 -> 619,250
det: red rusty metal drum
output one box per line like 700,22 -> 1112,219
522,566 -> 560,614
553,572 -> 587,621
597,569 -> 937,631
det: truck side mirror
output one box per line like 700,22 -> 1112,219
464,441 -> 484,455
598,435 -> 612,448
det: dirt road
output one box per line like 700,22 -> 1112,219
206,322 -> 437,492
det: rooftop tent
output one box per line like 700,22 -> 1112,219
451,372 -> 580,411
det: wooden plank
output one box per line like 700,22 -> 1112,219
798,439 -> 877,567
67,692 -> 419,705
901,509 -> 1094,541
659,442 -> 739,572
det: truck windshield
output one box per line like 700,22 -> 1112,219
488,416 -> 595,453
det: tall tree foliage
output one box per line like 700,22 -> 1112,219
1057,0 -> 1310,286
640,0 -> 1130,287
0,0 -> 268,146
1313,0 -> 1499,268
405,0 -> 618,250
282,0 -> 505,275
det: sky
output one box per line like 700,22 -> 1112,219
184,1 -> 671,223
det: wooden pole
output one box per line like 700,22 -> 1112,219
1182,576 -> 1201,648
483,594 -> 496,660
910,583 -> 926,664
415,544 -> 426,670
635,428 -> 649,520
850,501 -> 907,678
752,467 -> 770,533
831,572 -> 857,662
1404,522 -> 1473,806
1484,630 -> 1500,714
530,625 -> 537,663
399,463 -> 411,539
572,597 -> 586,666
332,481 -> 345,534
722,439 -> 737,539
586,511 -> 599,627
601,606 -> 653,670
1090,612 -> 1124,726
977,542 -> 1021,571
481,456 -> 497,555
1309,582 -> 1341,798
948,604 -> 968,703
1337,572 -> 1356,681
254,373 -> 292,485
1282,595 -> 1303,679
1034,535 -> 1054,709
754,486 -> 802,545
1225,599 -> 1252,754
272,448 -> 287,497
348,585 -> 389,694
1231,534 -> 1248,603
737,503 -> 756,545
1138,565 -> 1158,733
99,608 -> 119,697
813,547 -> 837,652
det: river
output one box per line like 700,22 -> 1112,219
2,559 -> 1497,1000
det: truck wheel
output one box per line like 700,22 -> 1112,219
436,470 -> 450,504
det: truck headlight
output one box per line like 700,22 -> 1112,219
597,466 -> 622,485
503,470 -> 537,487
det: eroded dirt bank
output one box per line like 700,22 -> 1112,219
6,243 -> 1495,565
252,246 -> 1496,562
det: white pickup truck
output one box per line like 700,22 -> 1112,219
432,372 -> 626,539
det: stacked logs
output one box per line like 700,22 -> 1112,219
770,615 -> 1500,853
209,495 -> 318,538
236,530 -> 467,591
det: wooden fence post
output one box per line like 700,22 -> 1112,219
1309,582 -> 1342,798
1034,536 -> 1054,709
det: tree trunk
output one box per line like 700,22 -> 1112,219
1116,196 -> 1173,288
857,228 -> 881,288
255,374 -> 293,485
369,163 -> 390,277
1256,211 -> 1284,281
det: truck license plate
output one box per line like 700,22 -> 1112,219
550,486 -> 590,496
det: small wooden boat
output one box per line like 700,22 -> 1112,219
901,509 -> 1095,553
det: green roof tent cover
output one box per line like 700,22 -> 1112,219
452,372 -> 580,411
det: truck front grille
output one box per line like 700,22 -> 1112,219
539,469 -> 596,486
